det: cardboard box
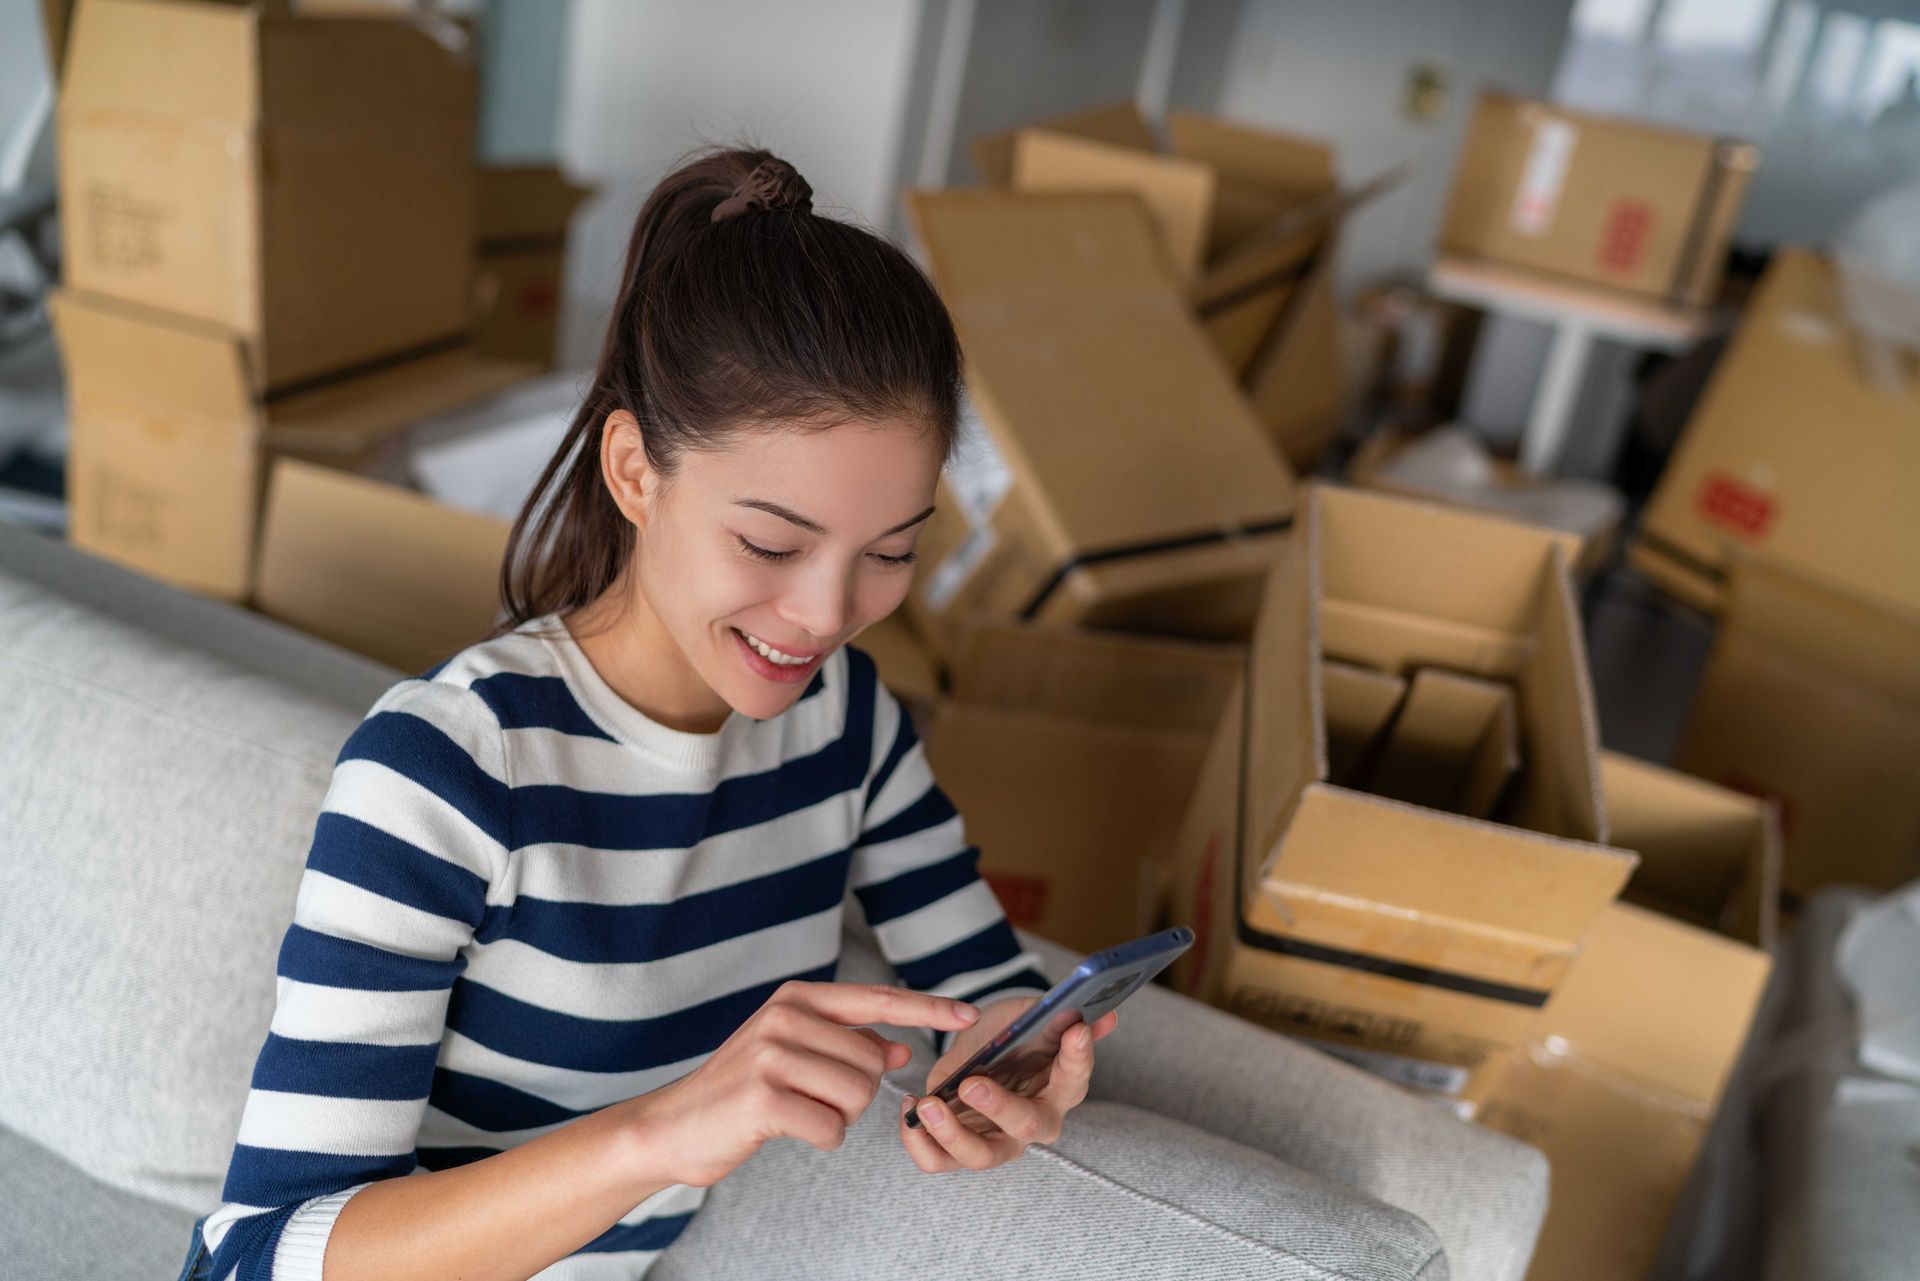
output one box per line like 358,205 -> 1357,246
1439,90 -> 1756,308
1168,484 -> 1636,1109
1602,750 -> 1779,950
1479,751 -> 1776,1281
903,190 -> 1296,655
989,104 -> 1352,468
51,289 -> 533,599
57,0 -> 478,391
1363,667 -> 1518,820
254,458 -> 511,675
1677,556 -> 1920,897
1321,658 -> 1407,785
474,165 -> 595,369
925,620 -> 1241,954
1633,249 -> 1920,618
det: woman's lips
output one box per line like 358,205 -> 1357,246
731,628 -> 825,684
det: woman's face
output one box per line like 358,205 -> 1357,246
628,416 -> 944,723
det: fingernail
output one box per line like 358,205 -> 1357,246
902,1094 -> 916,1113
955,1003 -> 980,1022
1076,1027 -> 1093,1050
961,1080 -> 989,1104
921,1099 -> 948,1127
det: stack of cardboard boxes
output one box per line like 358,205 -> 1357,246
48,0 -> 594,672
1629,248 -> 1920,899
889,101 -> 1785,1281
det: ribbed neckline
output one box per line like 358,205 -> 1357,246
528,613 -> 740,776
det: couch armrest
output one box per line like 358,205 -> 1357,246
1020,931 -> 1547,1281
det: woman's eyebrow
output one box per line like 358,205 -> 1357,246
732,499 -> 935,538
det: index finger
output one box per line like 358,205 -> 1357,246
781,981 -> 981,1033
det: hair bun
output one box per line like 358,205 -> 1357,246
711,158 -> 814,223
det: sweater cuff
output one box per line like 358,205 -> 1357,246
272,1184 -> 370,1281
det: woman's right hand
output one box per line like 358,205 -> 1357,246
624,981 -> 982,1188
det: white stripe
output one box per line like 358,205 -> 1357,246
201,1202 -> 277,1253
532,1249 -> 669,1280
620,1182 -> 706,1223
462,908 -> 843,1021
323,757 -> 505,887
871,881 -> 1006,965
924,955 -> 1046,1001
434,1030 -> 711,1114
864,744 -> 934,828
270,977 -> 452,1047
295,870 -> 476,963
866,687 -> 903,774
416,1101 -> 573,1151
512,791 -> 858,903
235,1090 -> 425,1155
848,813 -> 966,888
501,698 -> 846,795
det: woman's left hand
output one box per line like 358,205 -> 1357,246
897,997 -> 1118,1173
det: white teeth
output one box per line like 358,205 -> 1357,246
740,631 -> 812,666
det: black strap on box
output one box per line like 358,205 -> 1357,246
1017,515 -> 1294,621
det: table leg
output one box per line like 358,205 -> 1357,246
1519,322 -> 1594,475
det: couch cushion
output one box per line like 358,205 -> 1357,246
0,560 -> 388,1212
0,1124 -> 199,1281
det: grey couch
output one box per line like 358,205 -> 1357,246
0,522 -> 1551,1280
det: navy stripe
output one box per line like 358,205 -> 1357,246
221,1144 -> 414,1209
892,919 -> 1024,992
471,672 -> 617,741
206,1202 -> 299,1281
504,848 -> 852,963
445,963 -> 835,1073
579,1212 -> 696,1255
841,647 -> 879,770
859,783 -> 956,847
852,847 -> 978,926
277,923 -> 468,992
418,659 -> 452,681
955,967 -> 1052,1006
864,702 -> 920,815
308,813 -> 490,929
416,1145 -> 504,1172
430,1067 -> 583,1132
510,729 -> 863,850
337,709 -> 511,848
249,1034 -> 440,1101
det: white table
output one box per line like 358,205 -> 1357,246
1427,255 -> 1710,474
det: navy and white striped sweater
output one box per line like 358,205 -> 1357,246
200,616 -> 1046,1280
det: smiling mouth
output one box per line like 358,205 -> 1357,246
733,628 -> 823,667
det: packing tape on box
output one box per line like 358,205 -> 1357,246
1233,914 -> 1556,1008
1018,516 -> 1296,621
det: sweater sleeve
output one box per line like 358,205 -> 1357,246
199,677 -> 510,1281
846,654 -> 1048,1043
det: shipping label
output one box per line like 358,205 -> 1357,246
1510,118 -> 1577,237
921,394 -> 1012,612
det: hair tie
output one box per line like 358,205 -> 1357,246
711,158 -> 814,223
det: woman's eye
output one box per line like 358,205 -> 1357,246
738,537 -> 795,563
869,550 -> 918,567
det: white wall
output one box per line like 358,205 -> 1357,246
1173,0 -> 1576,299
555,0 -> 931,367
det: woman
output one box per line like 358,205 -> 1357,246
178,150 -> 1117,1281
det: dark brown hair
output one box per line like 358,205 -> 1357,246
495,146 -> 963,634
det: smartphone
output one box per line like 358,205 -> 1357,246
905,925 -> 1193,1130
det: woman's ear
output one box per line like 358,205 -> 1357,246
600,410 -> 655,529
